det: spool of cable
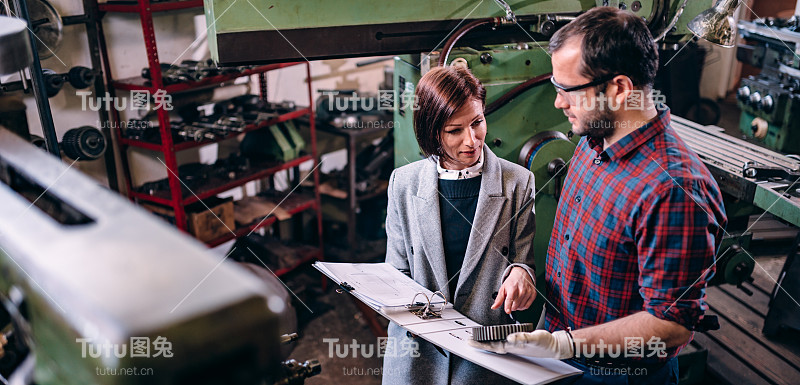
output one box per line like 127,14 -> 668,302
62,126 -> 106,160
472,323 -> 534,342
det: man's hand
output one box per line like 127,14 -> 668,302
468,330 -> 574,360
0,333 -> 7,360
492,267 -> 536,314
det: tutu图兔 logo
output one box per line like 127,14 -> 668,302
76,336 -> 174,359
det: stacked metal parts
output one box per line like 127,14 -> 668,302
124,94 -> 298,145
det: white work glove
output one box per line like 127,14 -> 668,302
468,330 -> 575,360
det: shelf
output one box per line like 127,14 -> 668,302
205,194 -> 318,248
120,107 -> 312,151
133,154 -> 314,205
274,247 -> 322,277
316,122 -> 392,138
111,62 -> 303,93
319,179 -> 388,201
98,0 -> 203,13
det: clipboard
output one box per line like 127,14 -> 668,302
314,262 -> 581,385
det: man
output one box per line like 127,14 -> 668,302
470,7 -> 727,384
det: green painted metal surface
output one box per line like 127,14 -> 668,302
739,108 -> 800,154
754,184 -> 800,228
204,0 -> 593,34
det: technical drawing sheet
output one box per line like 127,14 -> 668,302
314,262 -> 581,385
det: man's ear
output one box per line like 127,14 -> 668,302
611,75 -> 635,107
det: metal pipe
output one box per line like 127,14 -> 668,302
654,0 -> 689,42
12,0 -> 59,156
493,0 -> 516,23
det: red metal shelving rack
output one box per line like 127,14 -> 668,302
95,0 -> 324,272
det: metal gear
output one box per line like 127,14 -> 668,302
471,323 -> 534,342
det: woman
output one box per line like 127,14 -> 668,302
382,66 -> 537,385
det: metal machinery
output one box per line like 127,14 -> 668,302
202,0 -> 800,337
0,129 -> 319,384
737,18 -> 800,153
204,0 -> 725,313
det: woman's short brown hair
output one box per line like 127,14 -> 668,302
413,66 -> 486,160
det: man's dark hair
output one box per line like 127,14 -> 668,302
549,7 -> 659,89
413,66 -> 486,160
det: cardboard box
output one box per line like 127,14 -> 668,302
187,197 -> 234,242
142,197 -> 234,243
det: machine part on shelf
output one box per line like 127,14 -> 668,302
241,120 -> 305,162
471,323 -> 534,342
0,17 -> 33,75
42,69 -> 63,98
273,359 -> 321,385
66,66 -> 94,89
178,126 -> 216,142
142,61 -> 256,85
137,153 -> 253,196
356,131 -> 394,192
124,119 -> 158,141
61,126 -> 106,160
688,0 -> 740,48
26,0 -> 63,60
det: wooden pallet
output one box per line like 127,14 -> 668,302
697,254 -> 800,385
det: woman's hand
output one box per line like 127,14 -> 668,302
491,267 -> 536,314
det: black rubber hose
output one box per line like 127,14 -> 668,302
438,18 -> 501,67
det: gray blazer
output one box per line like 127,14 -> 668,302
382,146 -> 536,385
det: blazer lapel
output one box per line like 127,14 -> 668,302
412,159 -> 451,301
456,146 -> 506,297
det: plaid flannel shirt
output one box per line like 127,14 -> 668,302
544,107 -> 727,360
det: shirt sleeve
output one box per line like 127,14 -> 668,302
636,181 -> 726,330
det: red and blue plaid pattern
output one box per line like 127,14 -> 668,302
544,108 -> 727,359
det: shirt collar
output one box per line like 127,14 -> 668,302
587,105 -> 670,161
436,150 -> 484,180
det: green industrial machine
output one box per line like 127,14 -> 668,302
203,0 -> 707,65
203,0 -> 719,313
737,19 -> 800,154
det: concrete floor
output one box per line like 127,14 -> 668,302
286,268 -> 386,385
